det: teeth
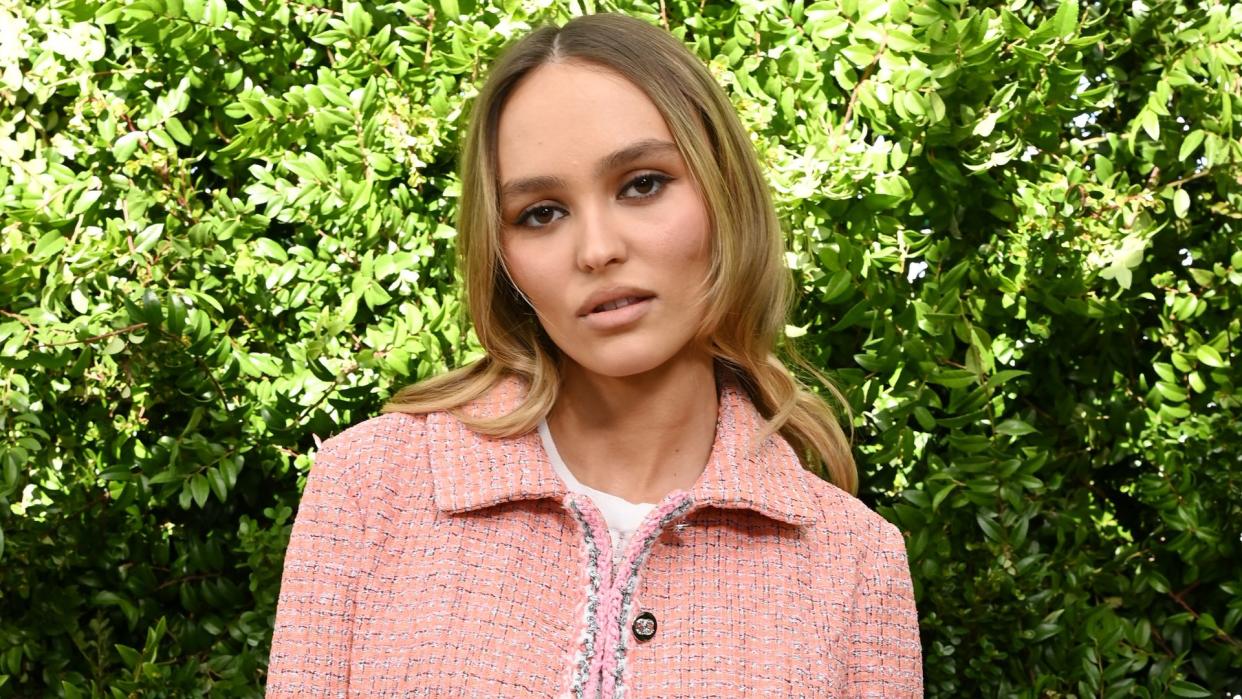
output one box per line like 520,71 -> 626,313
596,296 -> 641,313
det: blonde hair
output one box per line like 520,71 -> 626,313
381,13 -> 857,494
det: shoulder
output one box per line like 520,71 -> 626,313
315,411 -> 430,465
791,472 -> 916,605
796,469 -> 908,557
307,411 -> 440,500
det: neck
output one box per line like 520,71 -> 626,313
547,347 -> 719,504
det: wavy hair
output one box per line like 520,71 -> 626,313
381,13 -> 857,494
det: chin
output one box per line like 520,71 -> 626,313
557,335 -> 702,380
566,352 -> 671,379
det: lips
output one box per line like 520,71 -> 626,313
593,296 -> 647,313
576,286 -> 657,317
579,295 -> 654,331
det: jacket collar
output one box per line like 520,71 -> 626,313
427,372 -> 821,527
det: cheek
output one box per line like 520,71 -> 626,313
500,241 -> 530,295
652,192 -> 712,266
502,239 -> 558,310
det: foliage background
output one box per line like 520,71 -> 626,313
2,0 -> 1241,694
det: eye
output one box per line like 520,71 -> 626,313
514,204 -> 566,229
621,173 -> 672,199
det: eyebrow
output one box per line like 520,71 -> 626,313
499,139 -> 680,201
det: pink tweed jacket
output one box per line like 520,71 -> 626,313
266,375 -> 923,697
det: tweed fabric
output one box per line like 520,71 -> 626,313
266,374 -> 923,697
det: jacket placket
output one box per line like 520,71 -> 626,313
562,491 -> 696,699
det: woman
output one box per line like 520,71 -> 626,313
267,12 -> 922,697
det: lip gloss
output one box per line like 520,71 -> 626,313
579,297 -> 654,331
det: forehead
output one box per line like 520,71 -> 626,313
496,61 -> 676,181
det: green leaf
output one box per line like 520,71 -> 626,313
148,128 -> 174,150
99,467 -> 136,482
832,57 -> 857,90
1152,362 -> 1177,383
206,467 -> 229,502
1053,0 -> 1079,37
973,111 -> 999,138
1140,110 -> 1160,140
1187,267 -> 1215,287
166,294 -> 187,334
33,231 -> 67,260
205,0 -> 226,27
1093,154 -> 1113,181
112,131 -> 143,162
134,223 -> 164,254
841,43 -> 876,68
345,1 -> 373,37
928,91 -> 946,123
190,474 -> 209,508
436,0 -> 460,19
114,644 -> 141,669
147,470 -> 184,485
996,419 -> 1037,436
875,174 -> 912,201
984,370 -> 1030,391
913,406 -> 936,431
885,29 -> 920,52
814,14 -> 850,42
932,483 -> 956,510
1195,345 -> 1225,368
976,513 -> 1003,542
141,288 -> 163,328
852,351 -> 885,371
820,270 -> 853,303
1169,680 -> 1212,698
1179,130 -> 1205,160
166,116 -> 192,145
95,0 -> 122,23
253,237 -> 288,261
828,298 -> 871,330
1171,352 -> 1194,372
1155,381 -> 1188,402
347,175 -> 375,215
1107,265 -> 1137,290
930,369 -> 977,389
1173,189 -> 1190,218
1187,371 -> 1206,393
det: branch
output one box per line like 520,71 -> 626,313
36,323 -> 148,349
838,32 -> 889,138
1169,583 -> 1242,651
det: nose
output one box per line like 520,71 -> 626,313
574,201 -> 627,273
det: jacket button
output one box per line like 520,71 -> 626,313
632,611 -> 657,641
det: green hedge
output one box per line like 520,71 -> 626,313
2,0 -> 1240,695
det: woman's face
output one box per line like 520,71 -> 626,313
496,60 -> 713,379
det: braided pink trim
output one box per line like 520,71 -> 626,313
571,494 -> 614,699
600,491 -> 694,699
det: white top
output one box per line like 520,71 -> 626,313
537,419 -> 657,565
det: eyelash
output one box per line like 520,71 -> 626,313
512,173 -> 674,229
